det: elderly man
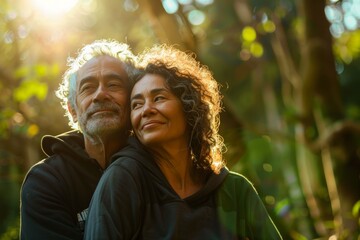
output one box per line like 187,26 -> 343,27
20,39 -> 137,239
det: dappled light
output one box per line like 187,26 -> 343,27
326,0 -> 360,37
0,0 -> 360,239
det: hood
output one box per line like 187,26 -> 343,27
111,136 -> 229,203
187,167 -> 228,205
41,130 -> 89,160
111,136 -> 163,181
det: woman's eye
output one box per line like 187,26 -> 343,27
154,96 -> 165,102
131,102 -> 142,110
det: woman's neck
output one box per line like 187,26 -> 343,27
149,143 -> 204,199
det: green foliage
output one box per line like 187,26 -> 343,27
0,219 -> 19,240
353,200 -> 360,220
12,64 -> 60,103
0,0 -> 359,238
0,108 -> 15,139
334,30 -> 360,64
0,162 -> 21,238
13,79 -> 48,102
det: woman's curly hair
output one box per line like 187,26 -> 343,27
135,45 -> 225,174
56,39 -> 137,130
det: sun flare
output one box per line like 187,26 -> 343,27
31,0 -> 78,17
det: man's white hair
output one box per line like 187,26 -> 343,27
56,39 -> 137,130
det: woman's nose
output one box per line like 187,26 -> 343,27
141,101 -> 156,117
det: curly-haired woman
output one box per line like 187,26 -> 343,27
85,45 -> 282,240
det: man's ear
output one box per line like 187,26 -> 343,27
67,103 -> 78,123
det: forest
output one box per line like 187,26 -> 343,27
0,0 -> 359,239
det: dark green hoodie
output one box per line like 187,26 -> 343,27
85,137 -> 282,239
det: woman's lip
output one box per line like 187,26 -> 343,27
141,121 -> 163,130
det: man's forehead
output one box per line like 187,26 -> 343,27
80,55 -> 124,69
77,55 -> 127,79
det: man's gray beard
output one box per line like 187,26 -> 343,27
79,115 -> 123,139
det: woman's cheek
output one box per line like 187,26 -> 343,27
130,111 -> 140,130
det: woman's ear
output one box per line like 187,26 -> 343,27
67,103 -> 78,123
129,129 -> 134,136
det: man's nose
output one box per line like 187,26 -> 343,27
93,85 -> 110,102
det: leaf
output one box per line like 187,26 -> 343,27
14,66 -> 30,78
35,64 -> 48,77
352,200 -> 360,217
13,79 -> 48,102
26,124 -> 39,138
50,64 -> 60,77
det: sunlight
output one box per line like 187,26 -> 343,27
31,0 -> 78,17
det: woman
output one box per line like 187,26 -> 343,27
85,45 -> 282,239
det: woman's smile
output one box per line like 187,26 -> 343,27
130,74 -> 187,146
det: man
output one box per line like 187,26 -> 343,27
20,39 -> 137,239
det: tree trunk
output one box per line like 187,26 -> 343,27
300,0 -> 343,128
136,0 -> 196,52
299,0 -> 359,237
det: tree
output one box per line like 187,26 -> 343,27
1,0 -> 359,239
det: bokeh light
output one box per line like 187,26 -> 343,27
326,0 -> 360,37
162,0 -> 179,14
195,0 -> 214,6
263,20 -> 276,33
242,26 -> 257,42
187,9 -> 205,25
178,0 -> 192,5
250,42 -> 264,58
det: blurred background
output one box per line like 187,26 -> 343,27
0,0 -> 359,239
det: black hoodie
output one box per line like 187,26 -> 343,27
85,137 -> 282,239
20,131 -> 103,240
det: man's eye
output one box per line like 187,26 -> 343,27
80,84 -> 94,93
108,79 -> 126,89
108,83 -> 122,88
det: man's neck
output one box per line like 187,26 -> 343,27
84,134 -> 127,169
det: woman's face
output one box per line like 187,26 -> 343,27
130,73 -> 188,148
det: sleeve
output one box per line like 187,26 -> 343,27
216,173 -> 282,240
84,160 -> 143,240
20,164 -> 82,240
242,179 -> 282,240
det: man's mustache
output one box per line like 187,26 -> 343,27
85,102 -> 122,118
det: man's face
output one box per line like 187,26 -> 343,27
71,55 -> 130,138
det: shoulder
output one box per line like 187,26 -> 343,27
217,171 -> 260,201
21,156 -> 67,198
224,171 -> 256,188
21,151 -> 92,200
100,156 -> 148,189
107,156 -> 144,176
97,157 -> 145,192
107,140 -> 155,180
20,157 -> 70,219
23,156 -> 64,185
